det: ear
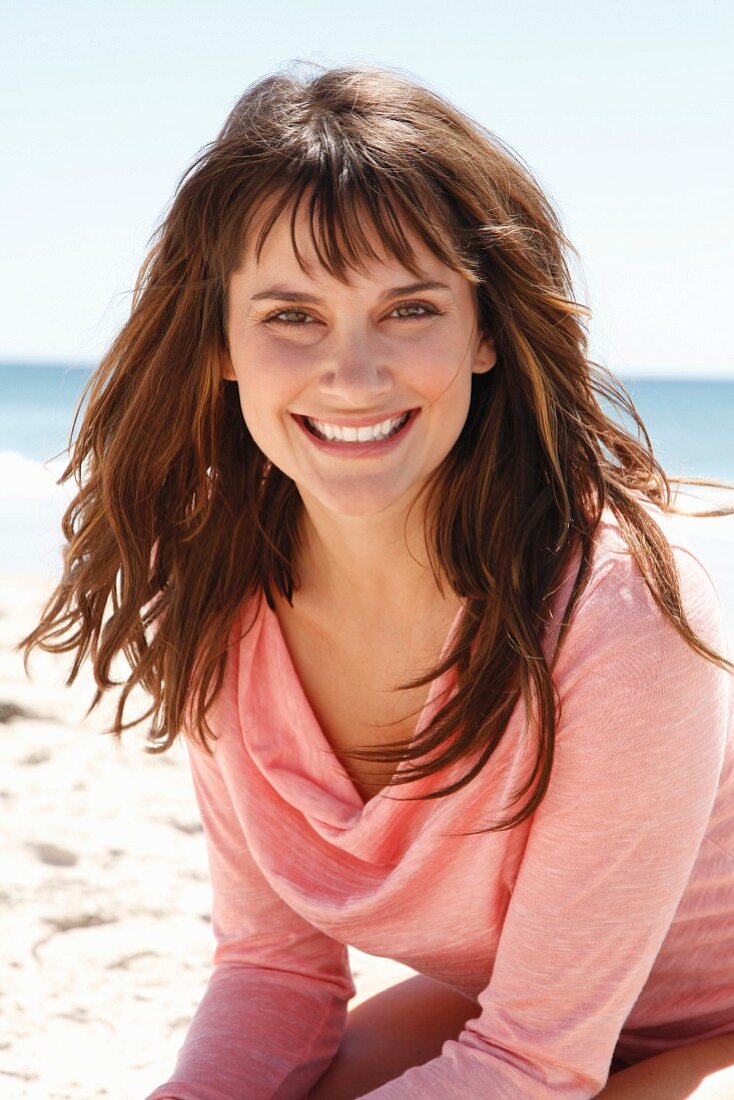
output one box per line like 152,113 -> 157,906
472,333 -> 497,376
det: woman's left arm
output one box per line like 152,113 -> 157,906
360,547 -> 732,1099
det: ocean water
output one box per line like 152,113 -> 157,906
1,364 -> 733,626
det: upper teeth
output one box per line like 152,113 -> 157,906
305,413 -> 408,442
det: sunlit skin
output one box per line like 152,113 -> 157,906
220,200 -> 496,616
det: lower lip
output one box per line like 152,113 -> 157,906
292,410 -> 419,456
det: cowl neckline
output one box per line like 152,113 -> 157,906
237,592 -> 465,847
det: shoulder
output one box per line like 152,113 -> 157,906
583,500 -> 725,625
535,505 -> 732,790
549,499 -> 730,686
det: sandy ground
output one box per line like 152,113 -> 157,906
1,573 -> 416,1100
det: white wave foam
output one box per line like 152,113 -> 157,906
0,450 -> 73,500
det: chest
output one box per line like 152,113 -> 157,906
273,599 -> 460,802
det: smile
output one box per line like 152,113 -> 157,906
292,409 -> 418,453
304,411 -> 411,443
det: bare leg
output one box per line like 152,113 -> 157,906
308,973 -> 734,1100
307,973 -> 480,1099
594,1034 -> 734,1098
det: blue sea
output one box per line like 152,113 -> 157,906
1,364 -> 733,628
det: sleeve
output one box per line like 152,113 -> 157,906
146,731 -> 355,1100
360,547 -> 731,1099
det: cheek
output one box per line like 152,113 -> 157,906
414,336 -> 474,404
230,371 -> 306,476
238,345 -> 315,414
231,348 -> 295,409
416,321 -> 469,367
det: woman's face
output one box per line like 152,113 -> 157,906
222,202 -> 496,521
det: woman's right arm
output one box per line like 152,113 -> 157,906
145,733 -> 354,1100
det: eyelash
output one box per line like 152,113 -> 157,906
263,299 -> 441,327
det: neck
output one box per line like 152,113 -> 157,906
290,491 -> 451,621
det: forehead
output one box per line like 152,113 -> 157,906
235,190 -> 462,289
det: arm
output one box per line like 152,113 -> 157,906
146,730 -> 355,1100
360,548 -> 731,1099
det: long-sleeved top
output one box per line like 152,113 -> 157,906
147,503 -> 734,1099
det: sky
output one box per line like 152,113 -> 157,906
1,0 -> 732,377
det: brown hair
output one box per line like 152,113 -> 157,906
17,60 -> 734,832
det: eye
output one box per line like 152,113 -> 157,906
390,299 -> 440,320
264,308 -> 315,326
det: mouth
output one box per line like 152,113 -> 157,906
292,408 -> 419,452
302,410 -> 413,443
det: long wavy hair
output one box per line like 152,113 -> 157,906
18,60 -> 734,833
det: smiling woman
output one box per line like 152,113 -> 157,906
16,59 -> 734,1099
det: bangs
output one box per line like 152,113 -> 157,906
249,164 -> 482,287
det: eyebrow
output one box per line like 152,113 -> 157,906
250,280 -> 452,304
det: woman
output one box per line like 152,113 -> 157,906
19,61 -> 734,1098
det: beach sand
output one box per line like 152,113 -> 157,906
3,512 -> 732,1099
0,572 -> 416,1100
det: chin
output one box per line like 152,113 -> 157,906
306,478 -> 427,519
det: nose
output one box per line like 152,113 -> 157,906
317,333 -> 392,407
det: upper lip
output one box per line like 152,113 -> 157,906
295,409 -> 415,428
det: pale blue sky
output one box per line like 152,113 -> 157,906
2,0 -> 732,376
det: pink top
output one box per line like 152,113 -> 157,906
147,505 -> 734,1099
